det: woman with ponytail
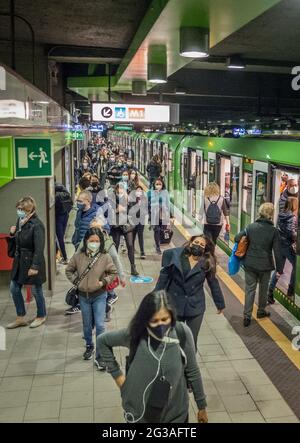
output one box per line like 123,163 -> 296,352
155,234 -> 225,347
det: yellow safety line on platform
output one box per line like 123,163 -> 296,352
174,219 -> 300,370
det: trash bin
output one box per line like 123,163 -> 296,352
0,234 -> 13,271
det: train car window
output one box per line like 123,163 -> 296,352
243,172 -> 253,215
230,158 -> 241,236
254,172 -> 268,219
209,159 -> 216,182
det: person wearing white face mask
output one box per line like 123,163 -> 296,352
66,227 -> 117,362
279,178 -> 299,213
132,186 -> 148,259
6,197 -> 47,329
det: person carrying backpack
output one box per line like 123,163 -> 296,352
203,182 -> 230,244
55,183 -> 73,264
97,290 -> 208,424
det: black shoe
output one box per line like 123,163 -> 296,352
83,345 -> 94,360
257,311 -> 271,319
131,266 -> 139,276
94,357 -> 106,371
268,293 -> 275,304
65,305 -> 81,315
140,253 -> 146,260
156,247 -> 162,255
243,317 -> 251,327
107,294 -> 118,306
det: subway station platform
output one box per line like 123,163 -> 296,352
0,214 -> 299,424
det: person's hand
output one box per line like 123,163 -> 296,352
115,374 -> 126,389
98,281 -> 104,288
225,224 -> 230,232
28,269 -> 38,276
217,309 -> 224,315
120,279 -> 126,288
198,409 -> 208,423
10,226 -> 17,235
276,272 -> 282,279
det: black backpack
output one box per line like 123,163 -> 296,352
205,197 -> 221,225
56,190 -> 73,214
125,322 -> 187,375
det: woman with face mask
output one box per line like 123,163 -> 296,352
6,197 -> 47,329
132,186 -> 148,259
97,290 -> 208,423
66,228 -> 117,363
147,179 -> 172,254
128,169 -> 139,193
120,171 -> 129,192
155,235 -> 225,347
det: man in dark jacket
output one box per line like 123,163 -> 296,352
71,191 -> 98,250
235,202 -> 284,327
278,178 -> 298,213
55,183 -> 73,264
146,155 -> 162,187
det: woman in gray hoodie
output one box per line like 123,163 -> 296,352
97,290 -> 208,423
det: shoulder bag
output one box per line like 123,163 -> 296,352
65,253 -> 101,307
235,228 -> 249,258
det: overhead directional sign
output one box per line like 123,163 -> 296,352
14,138 -> 53,178
92,103 -> 170,123
130,276 -> 154,284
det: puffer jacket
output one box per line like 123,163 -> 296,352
65,251 -> 117,296
71,205 -> 98,249
277,211 -> 297,248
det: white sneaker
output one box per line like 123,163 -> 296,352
29,318 -> 46,328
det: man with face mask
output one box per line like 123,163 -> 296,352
71,191 -> 98,251
90,175 -> 101,204
279,178 -> 299,213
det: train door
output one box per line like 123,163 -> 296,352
251,161 -> 268,222
271,165 -> 300,302
208,152 -> 216,182
167,146 -> 173,194
229,156 -> 243,241
181,148 -> 188,211
162,143 -> 168,185
218,156 -> 231,243
242,166 -> 253,230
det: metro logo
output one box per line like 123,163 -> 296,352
128,108 -> 145,119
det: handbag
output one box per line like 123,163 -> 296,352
106,276 -> 119,291
228,243 -> 241,275
65,252 -> 101,307
121,223 -> 135,234
160,225 -> 173,244
235,229 -> 249,258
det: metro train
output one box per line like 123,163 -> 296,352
108,130 -> 300,318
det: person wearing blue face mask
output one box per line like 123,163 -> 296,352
97,290 -> 208,423
6,196 -> 47,329
66,228 -> 117,363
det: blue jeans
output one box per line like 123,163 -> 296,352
10,280 -> 46,318
79,293 -> 107,358
269,246 -> 296,296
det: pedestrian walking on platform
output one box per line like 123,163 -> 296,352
97,290 -> 208,423
6,197 -> 47,329
235,203 -> 283,327
66,227 -> 117,365
155,235 -> 225,347
202,182 -> 230,245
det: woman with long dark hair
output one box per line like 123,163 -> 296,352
66,227 -> 117,363
155,234 -> 225,347
109,183 -> 139,275
97,290 -> 208,423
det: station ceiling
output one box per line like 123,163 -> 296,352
1,0 -> 300,120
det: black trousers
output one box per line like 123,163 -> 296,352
133,224 -> 145,254
177,313 -> 204,349
203,224 -> 222,245
55,213 -> 69,260
111,227 -> 135,267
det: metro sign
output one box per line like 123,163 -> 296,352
92,103 -> 170,123
128,108 -> 145,119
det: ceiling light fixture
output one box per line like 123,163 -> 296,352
132,80 -> 147,96
180,27 -> 209,58
227,55 -> 246,69
148,63 -> 167,83
175,86 -> 186,95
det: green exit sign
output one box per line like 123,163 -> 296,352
113,124 -> 133,131
72,130 -> 84,140
14,138 -> 53,178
